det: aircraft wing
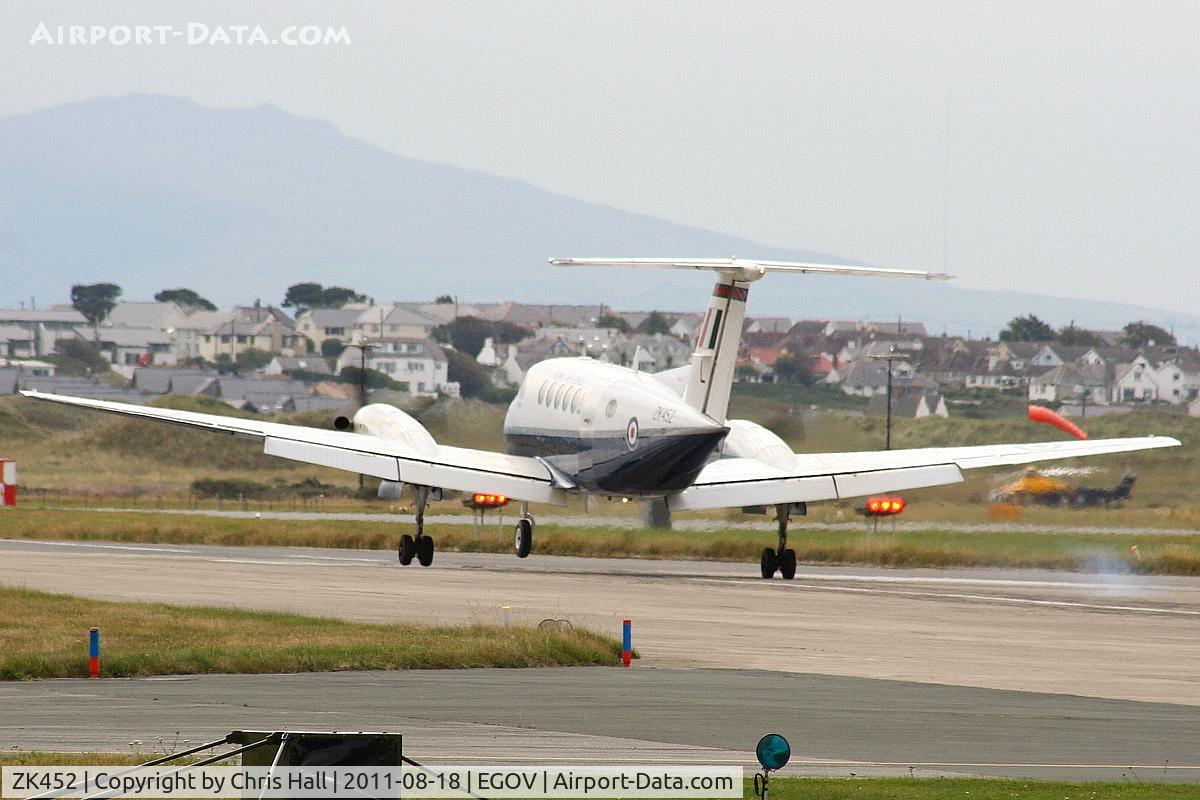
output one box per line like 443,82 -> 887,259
19,391 -> 569,505
667,436 -> 1181,511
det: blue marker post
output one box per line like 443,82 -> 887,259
88,627 -> 100,679
622,619 -> 632,667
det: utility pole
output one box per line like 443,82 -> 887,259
870,346 -> 908,450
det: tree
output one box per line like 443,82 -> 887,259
998,314 -> 1054,343
235,347 -> 273,372
1056,323 -> 1102,347
50,338 -> 111,376
318,286 -> 366,308
337,365 -> 406,391
596,313 -> 632,333
283,283 -> 365,310
435,295 -> 454,304
639,311 -> 672,336
71,283 -> 122,326
432,316 -> 529,357
321,339 -> 346,358
443,346 -> 493,398
1121,321 -> 1175,348
773,353 -> 815,385
154,288 -> 216,311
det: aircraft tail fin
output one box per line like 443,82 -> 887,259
550,257 -> 950,424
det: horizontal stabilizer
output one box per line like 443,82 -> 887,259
550,257 -> 952,282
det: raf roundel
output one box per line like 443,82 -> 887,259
625,417 -> 639,450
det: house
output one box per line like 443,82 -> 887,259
106,301 -> 188,331
337,338 -> 453,397
1110,356 -> 1159,403
199,306 -> 304,362
294,307 -> 366,351
471,302 -> 607,328
87,326 -> 175,376
744,316 -> 792,335
353,304 -> 444,340
214,378 -> 309,413
611,334 -> 693,371
866,320 -> 928,337
14,374 -> 147,403
476,337 -> 501,367
131,367 -> 219,395
1027,363 -> 1108,404
262,357 -> 333,378
170,310 -> 233,362
834,359 -> 927,397
0,325 -> 37,358
822,320 -> 861,337
0,307 -> 88,356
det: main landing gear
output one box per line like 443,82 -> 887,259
760,503 -> 797,580
398,486 -> 435,567
514,502 -> 534,558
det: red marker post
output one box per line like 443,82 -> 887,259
622,619 -> 632,667
88,627 -> 100,678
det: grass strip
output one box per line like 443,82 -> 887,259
759,776 -> 1200,799
0,759 -> 1196,799
0,586 -> 623,681
4,508 -> 1200,575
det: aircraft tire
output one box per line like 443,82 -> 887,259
515,518 -> 533,558
398,534 -> 416,565
417,535 -> 434,567
760,547 -> 778,579
779,548 -> 797,580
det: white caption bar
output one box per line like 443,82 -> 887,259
3,766 -> 743,798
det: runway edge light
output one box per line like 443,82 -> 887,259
622,619 -> 632,667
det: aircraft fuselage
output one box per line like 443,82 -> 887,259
503,357 -> 728,496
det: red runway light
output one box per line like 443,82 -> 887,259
471,492 -> 510,509
864,496 -> 906,516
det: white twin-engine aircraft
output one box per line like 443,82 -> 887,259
24,258 -> 1180,579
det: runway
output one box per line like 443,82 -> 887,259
2,538 -> 1199,780
2,538 -> 1198,704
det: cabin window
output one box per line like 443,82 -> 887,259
571,391 -> 583,414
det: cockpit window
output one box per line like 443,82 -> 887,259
538,381 -> 549,405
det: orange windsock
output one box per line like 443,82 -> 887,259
1028,405 -> 1087,440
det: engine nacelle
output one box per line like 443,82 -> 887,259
722,419 -> 796,471
351,404 -> 438,456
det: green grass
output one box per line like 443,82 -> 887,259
0,586 -> 625,680
760,776 -> 1200,799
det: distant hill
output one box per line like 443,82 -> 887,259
3,94 -> 1199,343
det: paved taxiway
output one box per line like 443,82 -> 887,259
3,669 -> 1200,782
2,539 -> 1199,780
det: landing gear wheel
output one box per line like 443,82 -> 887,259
398,534 -> 416,565
514,517 -> 533,558
779,548 -> 797,580
760,547 -> 778,579
416,535 -> 434,567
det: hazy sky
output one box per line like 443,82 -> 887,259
2,0 -> 1196,313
